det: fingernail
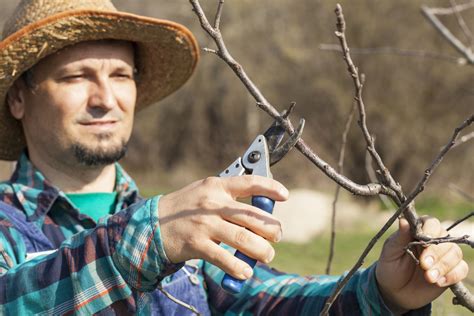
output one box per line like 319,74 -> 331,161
437,277 -> 447,286
429,269 -> 439,281
279,187 -> 289,198
243,266 -> 253,278
275,230 -> 282,242
424,256 -> 434,268
266,248 -> 275,263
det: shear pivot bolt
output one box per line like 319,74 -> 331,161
248,151 -> 261,163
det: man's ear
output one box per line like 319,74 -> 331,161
6,80 -> 26,120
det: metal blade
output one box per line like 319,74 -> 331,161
269,118 -> 305,166
263,122 -> 286,153
262,103 -> 296,154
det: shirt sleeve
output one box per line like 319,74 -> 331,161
0,195 -> 181,315
201,253 -> 432,315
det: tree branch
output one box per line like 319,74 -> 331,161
322,4 -> 474,313
321,196 -> 417,315
425,0 -> 474,15
189,0 -> 474,313
189,0 -> 397,199
214,0 -> 225,30
447,211 -> 474,231
452,130 -> 474,148
421,4 -> 474,64
322,113 -> 474,313
450,0 -> 474,49
326,102 -> 356,275
319,44 -> 468,65
365,151 -> 395,210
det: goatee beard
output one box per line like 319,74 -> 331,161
72,141 -> 128,166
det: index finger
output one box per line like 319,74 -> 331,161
221,175 -> 289,201
420,216 -> 446,238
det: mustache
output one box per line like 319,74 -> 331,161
76,112 -> 124,124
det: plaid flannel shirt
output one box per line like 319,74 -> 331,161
0,153 -> 431,315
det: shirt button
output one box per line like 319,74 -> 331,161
189,274 -> 200,285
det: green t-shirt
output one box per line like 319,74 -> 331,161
66,192 -> 118,222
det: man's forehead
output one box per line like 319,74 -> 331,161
37,40 -> 135,69
58,40 -> 134,54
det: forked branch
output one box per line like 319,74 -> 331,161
189,0 -> 474,313
190,0 -> 397,199
322,5 -> 473,313
421,1 -> 474,64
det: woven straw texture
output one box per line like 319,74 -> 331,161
0,0 -> 199,161
3,0 -> 116,38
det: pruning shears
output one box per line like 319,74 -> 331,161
219,116 -> 304,294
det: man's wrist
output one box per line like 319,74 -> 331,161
374,263 -> 409,315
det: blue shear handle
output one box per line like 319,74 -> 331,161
221,196 -> 275,294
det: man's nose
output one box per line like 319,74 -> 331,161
88,77 -> 116,111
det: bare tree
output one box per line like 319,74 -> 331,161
320,0 -> 474,68
189,0 -> 473,314
421,0 -> 474,64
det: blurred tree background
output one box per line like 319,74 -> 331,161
0,0 -> 472,199
1,2 -> 473,313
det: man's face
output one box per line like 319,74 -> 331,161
11,40 -> 137,167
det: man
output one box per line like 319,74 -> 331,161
0,0 -> 468,315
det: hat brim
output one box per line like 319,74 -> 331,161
0,10 -> 199,161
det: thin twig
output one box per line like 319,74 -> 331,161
322,4 -> 474,314
189,0 -> 398,199
403,115 -> 474,312
408,235 -> 473,248
426,0 -> 474,15
406,247 -> 421,265
322,113 -> 474,314
319,44 -> 468,65
405,114 -> 474,217
447,211 -> 474,231
365,149 -> 395,210
329,1 -> 423,233
331,4 -> 403,199
421,4 -> 474,64
450,0 -> 474,49
214,0 -> 224,30
399,114 -> 474,240
452,130 -> 474,148
321,196 -> 417,315
326,102 -> 356,275
189,1 -> 474,312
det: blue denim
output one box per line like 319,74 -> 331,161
0,201 -> 211,315
151,265 -> 211,316
0,201 -> 53,253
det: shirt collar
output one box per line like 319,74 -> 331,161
10,152 -> 140,221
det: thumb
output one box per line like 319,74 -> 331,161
381,218 -> 413,260
395,218 -> 413,248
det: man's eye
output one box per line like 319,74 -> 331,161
113,73 -> 132,79
62,74 -> 83,81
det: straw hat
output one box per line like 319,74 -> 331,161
0,0 -> 199,161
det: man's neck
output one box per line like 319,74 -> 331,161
28,153 -> 117,193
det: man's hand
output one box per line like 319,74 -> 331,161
376,216 -> 469,313
158,175 -> 289,280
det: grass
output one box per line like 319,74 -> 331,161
414,196 -> 473,222
271,227 -> 474,315
272,228 -> 386,275
142,184 -> 472,313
